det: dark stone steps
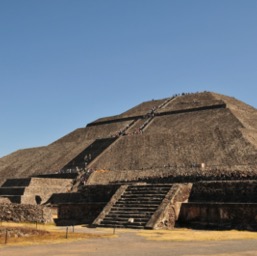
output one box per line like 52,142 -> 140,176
120,194 -> 166,200
104,217 -> 149,222
107,213 -> 152,218
114,203 -> 160,207
98,223 -> 145,229
100,220 -> 147,226
127,184 -> 172,188
126,188 -> 170,191
125,187 -> 169,191
120,192 -> 167,196
118,198 -> 164,203
97,184 -> 172,229
110,207 -> 158,211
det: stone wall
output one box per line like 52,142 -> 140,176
0,203 -> 52,223
56,203 -> 106,225
87,167 -> 257,185
177,203 -> 257,231
80,185 -> 120,202
188,181 -> 257,203
22,177 -> 73,204
55,185 -> 120,225
0,177 -> 73,205
146,183 -> 192,229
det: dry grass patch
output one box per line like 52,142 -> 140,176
138,229 -> 257,242
0,222 -> 114,247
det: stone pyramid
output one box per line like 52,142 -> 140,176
1,91 -> 257,185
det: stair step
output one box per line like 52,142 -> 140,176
115,199 -> 162,205
107,213 -> 153,218
111,205 -> 157,212
125,188 -> 170,192
114,203 -> 160,207
113,206 -> 159,210
128,185 -> 172,188
119,197 -> 163,201
114,201 -> 161,207
104,215 -> 149,220
126,188 -> 170,191
109,211 -> 156,216
101,220 -> 147,226
122,194 -> 167,198
98,223 -> 145,229
121,195 -> 166,199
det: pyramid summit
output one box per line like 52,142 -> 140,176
1,91 -> 257,230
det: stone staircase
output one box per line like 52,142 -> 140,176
96,184 -> 172,229
61,137 -> 117,171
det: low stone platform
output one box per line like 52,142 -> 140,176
177,180 -> 257,231
0,177 -> 73,205
178,203 -> 257,230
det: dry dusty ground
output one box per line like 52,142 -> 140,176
1,223 -> 257,256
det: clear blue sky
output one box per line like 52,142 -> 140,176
0,0 -> 257,157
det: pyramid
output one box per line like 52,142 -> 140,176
1,91 -> 257,185
1,92 -> 257,230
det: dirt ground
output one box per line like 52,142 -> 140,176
1,226 -> 257,256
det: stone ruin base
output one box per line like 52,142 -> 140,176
0,203 -> 52,223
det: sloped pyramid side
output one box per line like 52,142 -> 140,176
211,92 -> 257,149
0,119 -> 134,184
90,93 -> 257,169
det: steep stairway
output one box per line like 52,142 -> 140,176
97,184 -> 172,229
61,137 -> 117,171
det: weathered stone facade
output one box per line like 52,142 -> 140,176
55,185 -> 120,225
0,204 -> 52,223
178,203 -> 257,230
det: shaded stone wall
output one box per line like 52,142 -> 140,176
188,181 -> 257,203
56,185 -> 120,225
0,204 -> 52,223
57,203 -> 106,225
49,185 -> 120,205
178,203 -> 257,231
80,185 -> 120,202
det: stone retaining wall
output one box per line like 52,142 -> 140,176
56,203 -> 106,225
88,167 -> 257,185
177,203 -> 257,231
0,203 -> 52,223
188,181 -> 257,202
146,183 -> 192,229
55,185 -> 120,225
